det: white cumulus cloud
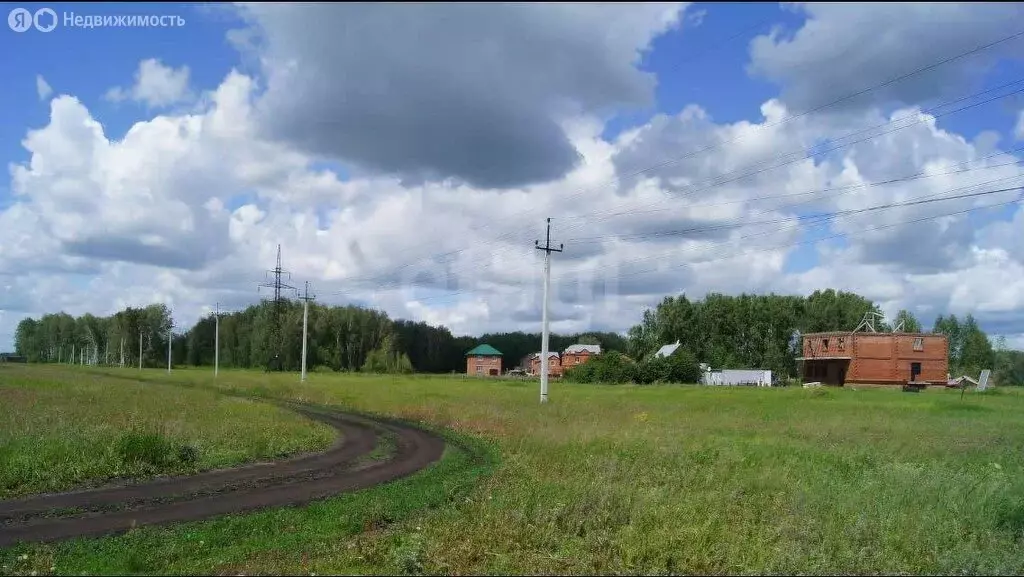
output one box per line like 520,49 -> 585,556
104,58 -> 192,109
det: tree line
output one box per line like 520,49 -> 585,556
625,288 -> 1022,385
12,300 -> 627,374
12,288 -> 1023,384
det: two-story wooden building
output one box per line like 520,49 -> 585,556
796,331 -> 948,386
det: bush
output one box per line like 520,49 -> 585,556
565,348 -> 701,385
633,348 -> 701,384
116,431 -> 175,468
564,351 -> 637,384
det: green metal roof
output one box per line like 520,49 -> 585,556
465,344 -> 503,357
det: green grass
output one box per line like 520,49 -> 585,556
2,364 -> 1024,575
0,365 -> 336,499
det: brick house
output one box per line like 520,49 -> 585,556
796,331 -> 949,386
465,344 -> 503,377
561,343 -> 601,368
529,352 -> 562,377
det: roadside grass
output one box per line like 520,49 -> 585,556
3,364 -> 1024,574
0,365 -> 336,500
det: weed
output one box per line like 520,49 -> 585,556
116,430 -> 175,468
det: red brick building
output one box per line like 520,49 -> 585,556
465,344 -> 503,377
561,343 -> 601,368
529,352 -> 563,377
797,331 -> 948,386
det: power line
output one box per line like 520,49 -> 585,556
535,218 -> 563,404
257,244 -> 297,371
323,166 -> 1024,303
564,173 -> 1024,243
298,281 -> 316,383
571,146 -> 1024,225
396,183 -> 1024,307
326,70 -> 1024,297
318,26 -> 1024,290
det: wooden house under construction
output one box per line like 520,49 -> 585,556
796,314 -> 949,386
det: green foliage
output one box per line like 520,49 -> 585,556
116,431 -> 176,468
563,351 -> 637,384
994,349 -> 1024,386
639,348 -> 702,384
628,290 -> 913,378
893,309 -> 922,332
362,335 -> 415,374
16,303 -> 629,375
565,347 -> 702,385
934,313 -> 996,377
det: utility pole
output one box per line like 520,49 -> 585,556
120,337 -> 125,368
298,282 -> 316,382
535,217 -> 563,404
139,329 -> 143,370
214,303 -> 220,378
258,245 -> 296,371
167,321 -> 174,373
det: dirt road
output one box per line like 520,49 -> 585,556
0,402 -> 446,547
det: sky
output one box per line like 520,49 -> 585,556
2,2 -> 1024,351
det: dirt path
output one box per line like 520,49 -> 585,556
0,403 -> 446,547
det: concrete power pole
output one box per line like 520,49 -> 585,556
535,217 -> 563,404
167,321 -> 174,373
139,329 -> 143,370
299,282 -> 316,382
214,303 -> 220,378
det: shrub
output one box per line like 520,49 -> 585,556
564,351 -> 637,384
566,348 -> 701,385
116,431 -> 175,468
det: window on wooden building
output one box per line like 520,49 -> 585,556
913,337 -> 923,351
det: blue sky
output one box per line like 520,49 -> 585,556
2,2 -> 1024,347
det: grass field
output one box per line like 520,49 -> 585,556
0,365 -> 336,500
2,364 -> 1024,575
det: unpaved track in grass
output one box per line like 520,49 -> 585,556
0,402 -> 446,547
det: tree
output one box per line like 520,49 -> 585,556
892,309 -> 921,333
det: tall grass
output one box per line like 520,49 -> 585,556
2,364 -> 1023,575
0,365 -> 335,499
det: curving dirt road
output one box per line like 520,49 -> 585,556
0,402 -> 446,547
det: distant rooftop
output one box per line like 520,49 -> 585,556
531,351 -> 560,360
564,343 -> 601,354
465,344 -> 503,357
654,340 -> 681,358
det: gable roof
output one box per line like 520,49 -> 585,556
531,351 -> 560,360
466,344 -> 503,357
564,343 -> 601,355
654,340 -> 681,358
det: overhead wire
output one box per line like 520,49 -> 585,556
323,80 -> 1024,297
402,191 -> 1023,307
305,25 -> 1024,307
325,177 -> 1024,307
